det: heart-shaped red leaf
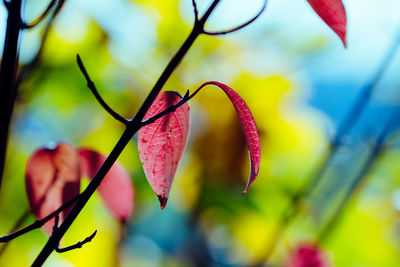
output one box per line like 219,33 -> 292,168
78,148 -> 135,222
307,0 -> 347,47
25,143 -> 81,234
138,91 -> 190,209
199,82 -> 261,193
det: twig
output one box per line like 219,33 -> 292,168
55,230 -> 97,253
22,0 -> 58,29
51,215 -> 97,253
76,55 -> 129,124
0,194 -> 79,243
192,0 -> 199,22
15,0 -> 66,89
203,0 -> 267,35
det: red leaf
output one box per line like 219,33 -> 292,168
138,91 -> 190,209
286,243 -> 330,267
25,143 -> 81,234
78,148 -> 135,222
199,82 -> 261,193
307,0 -> 347,47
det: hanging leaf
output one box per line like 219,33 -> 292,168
25,143 -> 81,234
138,91 -> 190,209
78,148 -> 135,222
306,0 -> 347,47
196,82 -> 261,193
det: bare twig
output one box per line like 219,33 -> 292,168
51,215 -> 97,253
192,0 -> 199,22
76,55 -> 129,124
16,0 -> 66,89
0,194 -> 79,243
22,0 -> 58,29
203,0 -> 267,35
55,230 -> 97,253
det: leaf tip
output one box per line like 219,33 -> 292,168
157,195 -> 168,210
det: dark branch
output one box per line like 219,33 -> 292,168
22,0 -> 58,29
32,1 -> 223,265
55,230 -> 97,253
0,195 -> 79,243
192,0 -> 199,22
3,0 -> 10,9
203,0 -> 267,35
76,55 -> 129,124
16,0 -> 66,88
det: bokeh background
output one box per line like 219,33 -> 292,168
1,0 -> 400,266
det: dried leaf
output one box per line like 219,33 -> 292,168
307,0 -> 347,46
78,148 -> 135,222
25,143 -> 80,234
138,91 -> 190,209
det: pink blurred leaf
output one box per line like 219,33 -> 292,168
138,91 -> 190,209
25,143 -> 81,234
198,82 -> 261,193
78,148 -> 135,222
286,243 -> 330,267
307,0 -> 347,47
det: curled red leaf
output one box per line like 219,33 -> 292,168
306,0 -> 347,47
138,91 -> 190,209
194,82 -> 261,193
78,148 -> 135,222
25,143 -> 81,234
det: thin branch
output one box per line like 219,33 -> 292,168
192,0 -> 199,22
55,230 -> 97,253
22,0 -> 57,29
76,55 -> 129,125
203,0 -> 267,35
16,0 -> 66,89
51,215 -> 97,253
0,195 -> 79,243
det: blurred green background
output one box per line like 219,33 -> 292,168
1,0 -> 400,266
